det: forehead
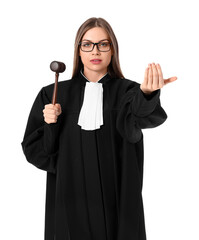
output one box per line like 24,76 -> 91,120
82,27 -> 110,42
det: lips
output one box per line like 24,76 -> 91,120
90,59 -> 102,63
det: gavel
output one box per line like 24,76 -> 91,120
50,61 -> 66,105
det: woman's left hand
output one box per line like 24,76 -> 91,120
140,62 -> 178,95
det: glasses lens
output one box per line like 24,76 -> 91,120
80,41 -> 111,52
80,41 -> 93,52
98,41 -> 111,52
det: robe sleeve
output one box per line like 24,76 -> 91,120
116,81 -> 167,144
21,87 -> 61,174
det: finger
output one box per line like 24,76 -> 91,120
43,110 -> 60,118
152,63 -> 159,89
147,64 -> 152,89
45,118 -> 57,124
55,103 -> 61,110
43,113 -> 59,121
47,104 -> 60,111
55,103 -> 62,114
44,109 -> 59,115
143,66 -> 149,86
45,104 -> 55,110
156,64 -> 164,88
43,113 -> 58,120
45,114 -> 58,121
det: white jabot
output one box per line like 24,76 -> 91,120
77,70 -> 108,130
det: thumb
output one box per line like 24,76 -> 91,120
55,103 -> 62,114
164,76 -> 178,85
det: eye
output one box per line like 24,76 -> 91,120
99,42 -> 110,47
100,42 -> 108,46
82,42 -> 91,47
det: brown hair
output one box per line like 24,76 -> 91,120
72,17 -> 124,79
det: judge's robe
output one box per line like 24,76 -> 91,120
21,71 -> 167,240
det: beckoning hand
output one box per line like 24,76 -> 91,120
140,62 -> 178,95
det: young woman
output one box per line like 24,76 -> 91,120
21,17 -> 177,240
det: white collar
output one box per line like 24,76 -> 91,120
80,69 -> 108,83
77,70 -> 107,130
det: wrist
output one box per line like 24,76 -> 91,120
140,88 -> 153,95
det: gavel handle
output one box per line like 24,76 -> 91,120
52,73 -> 59,105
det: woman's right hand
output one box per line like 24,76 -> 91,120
43,103 -> 62,124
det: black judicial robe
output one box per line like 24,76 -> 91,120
21,71 -> 167,240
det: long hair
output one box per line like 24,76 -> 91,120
72,17 -> 124,79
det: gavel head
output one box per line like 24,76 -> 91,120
50,61 -> 66,73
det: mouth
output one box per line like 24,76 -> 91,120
90,59 -> 102,64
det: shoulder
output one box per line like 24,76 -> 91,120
121,78 -> 140,87
34,79 -> 73,103
112,77 -> 140,92
43,79 -> 73,91
42,78 -> 73,95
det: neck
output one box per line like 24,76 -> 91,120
83,68 -> 108,82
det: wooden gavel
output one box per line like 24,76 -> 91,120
50,61 -> 66,105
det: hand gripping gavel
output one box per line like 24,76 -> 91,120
50,61 -> 66,105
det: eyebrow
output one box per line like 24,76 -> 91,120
81,38 -> 110,42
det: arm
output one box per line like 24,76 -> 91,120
116,82 -> 167,143
21,87 -> 61,173
116,62 -> 177,143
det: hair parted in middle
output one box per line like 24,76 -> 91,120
72,17 -> 124,79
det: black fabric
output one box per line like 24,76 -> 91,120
21,71 -> 167,240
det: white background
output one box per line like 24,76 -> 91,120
0,0 -> 198,239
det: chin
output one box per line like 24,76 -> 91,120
89,64 -> 108,72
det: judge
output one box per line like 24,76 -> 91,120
21,17 -> 177,240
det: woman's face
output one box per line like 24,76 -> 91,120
79,27 -> 113,75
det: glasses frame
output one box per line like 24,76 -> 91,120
78,40 -> 112,52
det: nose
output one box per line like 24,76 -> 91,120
92,44 -> 100,54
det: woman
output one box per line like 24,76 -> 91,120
21,17 -> 177,240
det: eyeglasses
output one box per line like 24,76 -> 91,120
78,40 -> 112,52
